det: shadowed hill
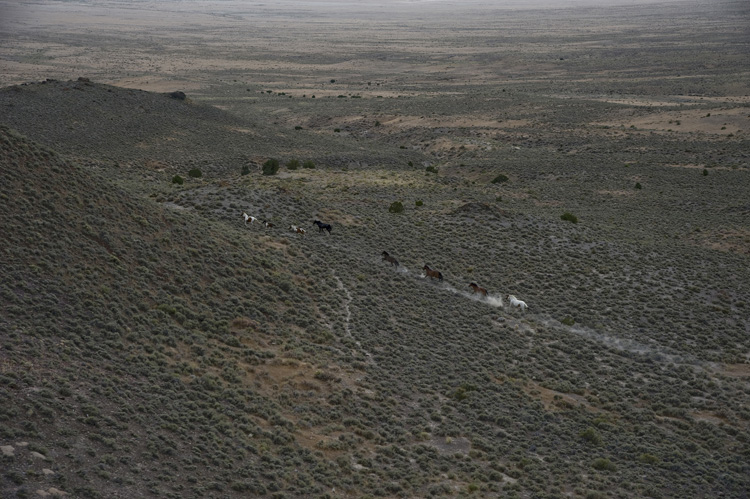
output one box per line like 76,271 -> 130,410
0,78 -> 417,174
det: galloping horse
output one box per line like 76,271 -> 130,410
381,251 -> 399,267
289,225 -> 306,236
423,265 -> 443,282
263,221 -> 274,228
243,213 -> 257,225
507,295 -> 528,312
313,220 -> 332,234
469,283 -> 488,297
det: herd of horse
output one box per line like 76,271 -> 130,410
244,213 -> 528,312
243,212 -> 332,236
382,252 -> 528,312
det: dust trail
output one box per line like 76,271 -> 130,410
420,274 -> 504,308
535,315 -> 698,365
332,272 -> 374,363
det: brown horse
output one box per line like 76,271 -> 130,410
423,265 -> 443,281
381,251 -> 399,267
469,282 -> 488,296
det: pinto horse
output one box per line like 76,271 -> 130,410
313,220 -> 332,234
243,213 -> 257,225
263,221 -> 274,228
423,265 -> 443,282
469,282 -> 488,297
381,251 -> 399,267
289,225 -> 306,235
507,295 -> 528,312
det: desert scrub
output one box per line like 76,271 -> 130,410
561,212 -> 578,223
579,427 -> 602,445
262,158 -> 280,175
188,168 -> 202,178
286,159 -> 300,170
491,174 -> 509,184
302,160 -> 315,169
172,175 -> 183,185
591,458 -> 616,471
389,201 -> 405,213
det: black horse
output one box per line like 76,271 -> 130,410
313,220 -> 332,234
381,251 -> 399,267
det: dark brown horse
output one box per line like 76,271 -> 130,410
423,265 -> 443,281
381,251 -> 399,267
469,282 -> 488,297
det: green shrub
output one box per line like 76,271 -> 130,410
286,159 -> 300,170
635,182 -> 642,189
172,175 -> 184,185
579,427 -> 602,445
294,125 -> 303,130
702,169 -> 708,176
592,458 -> 616,471
425,166 -> 438,174
262,158 -> 280,175
415,200 -> 423,207
389,201 -> 404,213
188,168 -> 202,178
638,453 -> 659,465
561,316 -> 575,326
491,174 -> 509,184
241,164 -> 251,176
561,212 -> 578,223
302,160 -> 316,169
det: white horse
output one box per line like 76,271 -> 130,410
507,295 -> 528,312
243,212 -> 257,225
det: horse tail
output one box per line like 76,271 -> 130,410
438,272 -> 443,281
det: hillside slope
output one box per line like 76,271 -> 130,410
1,76 -> 749,498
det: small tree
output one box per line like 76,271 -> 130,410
188,168 -> 202,178
262,158 -> 280,175
241,164 -> 251,176
635,182 -> 642,189
491,174 -> 509,184
389,201 -> 404,213
172,175 -> 184,185
302,160 -> 316,169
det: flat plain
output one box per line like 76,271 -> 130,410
1,0 -> 749,497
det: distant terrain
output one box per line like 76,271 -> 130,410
1,1 -> 749,497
